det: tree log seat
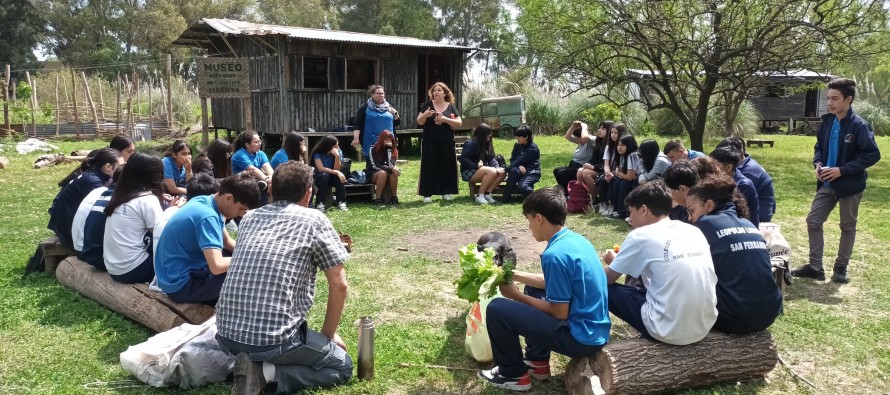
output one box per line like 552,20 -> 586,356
55,256 -> 215,333
39,235 -> 75,274
565,331 -> 777,395
746,139 -> 775,148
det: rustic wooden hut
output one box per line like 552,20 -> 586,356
747,70 -> 833,134
172,18 -> 474,142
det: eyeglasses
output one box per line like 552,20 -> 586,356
685,202 -> 704,218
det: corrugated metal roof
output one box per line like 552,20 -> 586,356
184,18 -> 473,51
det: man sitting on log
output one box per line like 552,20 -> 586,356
602,180 -> 718,345
154,173 -> 260,306
479,187 -> 611,392
216,161 -> 352,395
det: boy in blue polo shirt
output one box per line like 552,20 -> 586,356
479,187 -> 610,392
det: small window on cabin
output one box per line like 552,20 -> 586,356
303,57 -> 328,89
346,59 -> 376,90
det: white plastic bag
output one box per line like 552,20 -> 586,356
120,316 -> 234,388
465,275 -> 503,362
759,222 -> 791,262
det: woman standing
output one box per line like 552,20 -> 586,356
417,82 -> 461,203
351,85 -> 400,160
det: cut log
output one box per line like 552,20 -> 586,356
33,154 -> 87,169
566,331 -> 777,395
56,257 -> 215,333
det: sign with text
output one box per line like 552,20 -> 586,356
197,58 -> 250,98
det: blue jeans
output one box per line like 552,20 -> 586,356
217,322 -> 353,394
607,284 -> 652,338
503,168 -> 540,202
486,286 -> 603,378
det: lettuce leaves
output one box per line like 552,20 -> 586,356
454,243 -> 515,303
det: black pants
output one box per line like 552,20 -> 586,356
314,172 -> 346,206
553,161 -> 583,193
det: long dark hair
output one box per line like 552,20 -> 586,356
310,135 -> 339,159
110,135 -> 134,152
104,153 -> 164,215
607,123 -> 626,169
687,175 -> 750,220
639,139 -> 660,172
205,139 -> 231,178
618,134 -> 638,173
283,132 -> 305,162
472,123 -> 495,161
595,120 -> 613,149
165,140 -> 189,158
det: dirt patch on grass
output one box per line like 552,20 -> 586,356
396,227 -> 548,269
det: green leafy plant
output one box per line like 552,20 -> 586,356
454,243 -> 515,303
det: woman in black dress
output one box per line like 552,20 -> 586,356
417,82 -> 462,202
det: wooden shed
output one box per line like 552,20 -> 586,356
172,18 -> 473,139
748,70 -> 833,133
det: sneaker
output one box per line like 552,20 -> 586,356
316,203 -> 326,213
423,196 -> 433,203
442,194 -> 454,201
791,265 -> 826,281
831,267 -> 849,284
598,203 -> 608,215
475,195 -> 489,204
478,366 -> 532,391
608,212 -> 623,220
484,194 -> 496,204
231,352 -> 266,395
338,202 -> 348,211
388,196 -> 399,208
525,360 -> 551,381
374,198 -> 386,208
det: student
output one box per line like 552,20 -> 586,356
162,140 -> 193,196
48,148 -> 123,249
205,139 -> 232,179
367,130 -> 401,208
502,125 -> 541,204
663,139 -> 704,163
103,153 -> 166,284
716,137 -> 777,223
607,134 -> 639,220
597,123 -> 625,215
686,176 -> 782,334
232,131 -> 274,182
310,135 -> 348,212
155,174 -> 260,305
710,146 -> 760,228
76,167 -> 123,270
460,124 -> 506,204
153,174 -> 220,260
602,181 -> 717,345
190,155 -> 214,177
637,139 -> 671,183
71,166 -> 123,255
793,78 -> 881,283
662,160 -> 699,222
217,162 -> 352,394
577,121 -> 612,201
110,135 -> 136,163
479,187 -> 610,391
552,121 -> 595,192
270,132 -> 306,170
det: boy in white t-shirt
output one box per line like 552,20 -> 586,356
602,180 -> 718,345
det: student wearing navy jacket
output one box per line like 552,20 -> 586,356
502,125 -> 541,203
716,137 -> 776,222
460,124 -> 506,204
793,78 -> 881,284
685,176 -> 782,334
711,146 -> 760,228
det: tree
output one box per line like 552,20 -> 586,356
337,0 -> 439,39
433,0 -> 501,47
255,0 -> 339,29
517,0 -> 889,150
0,0 -> 45,74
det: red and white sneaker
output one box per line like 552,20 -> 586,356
525,359 -> 551,380
478,366 -> 532,391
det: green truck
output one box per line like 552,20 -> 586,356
462,95 -> 526,138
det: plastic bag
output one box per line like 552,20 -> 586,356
759,222 -> 791,263
465,278 -> 502,362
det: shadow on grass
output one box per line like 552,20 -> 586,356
783,278 -> 844,305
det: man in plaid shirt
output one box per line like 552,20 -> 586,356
216,161 -> 352,394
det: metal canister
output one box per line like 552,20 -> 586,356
357,316 -> 375,380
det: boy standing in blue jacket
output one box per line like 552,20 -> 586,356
793,78 -> 881,284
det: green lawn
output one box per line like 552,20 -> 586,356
0,133 -> 887,394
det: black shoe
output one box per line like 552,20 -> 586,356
791,265 -> 825,281
388,196 -> 399,208
374,198 -> 386,208
831,267 -> 849,284
231,352 -> 266,395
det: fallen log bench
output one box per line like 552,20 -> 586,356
39,235 -> 74,273
566,331 -> 777,395
56,257 -> 215,333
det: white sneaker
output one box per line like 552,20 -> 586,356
604,206 -> 614,216
598,203 -> 608,215
443,194 -> 454,201
316,203 -> 326,212
338,202 -> 348,211
475,195 -> 489,204
423,196 -> 433,203
484,194 -> 496,204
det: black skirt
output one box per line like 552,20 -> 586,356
418,142 -> 459,196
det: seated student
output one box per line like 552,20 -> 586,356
662,160 -> 699,222
205,138 -> 232,179
577,121 -> 610,204
103,153 -> 166,284
232,131 -> 273,182
152,174 -> 221,259
270,131 -> 306,170
503,125 -> 541,204
367,130 -> 401,208
216,161 -> 352,395
607,134 -> 639,220
310,135 -> 348,212
597,123 -> 624,215
155,174 -> 260,305
110,135 -> 136,163
711,146 -> 760,228
58,149 -> 99,188
71,166 -> 124,255
191,155 -> 214,177
162,140 -> 193,196
48,148 -> 123,249
460,124 -> 506,205
479,187 -> 610,391
716,137 -> 776,223
686,176 -> 782,334
553,121 -> 596,192
77,167 -> 123,270
663,139 -> 704,163
637,139 -> 671,183
602,181 -> 718,345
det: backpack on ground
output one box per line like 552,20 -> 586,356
567,180 -> 591,214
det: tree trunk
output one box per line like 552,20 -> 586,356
566,331 -> 777,395
56,257 -> 215,333
81,72 -> 100,138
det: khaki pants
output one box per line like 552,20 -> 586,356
806,186 -> 862,273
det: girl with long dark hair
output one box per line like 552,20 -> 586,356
110,135 -> 136,162
311,135 -> 348,212
637,139 -> 672,183
459,123 -> 506,204
597,123 -> 626,214
205,139 -> 232,178
607,134 -> 639,220
577,120 -> 613,202
270,132 -> 306,170
162,139 -> 192,195
368,130 -> 401,208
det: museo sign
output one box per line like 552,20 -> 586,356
197,58 -> 250,98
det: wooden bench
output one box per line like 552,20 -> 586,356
746,139 -> 774,148
321,183 -> 376,206
468,180 -> 507,196
454,135 -> 469,159
39,235 -> 74,273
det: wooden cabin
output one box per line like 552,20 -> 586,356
747,70 -> 833,134
172,19 -> 473,141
